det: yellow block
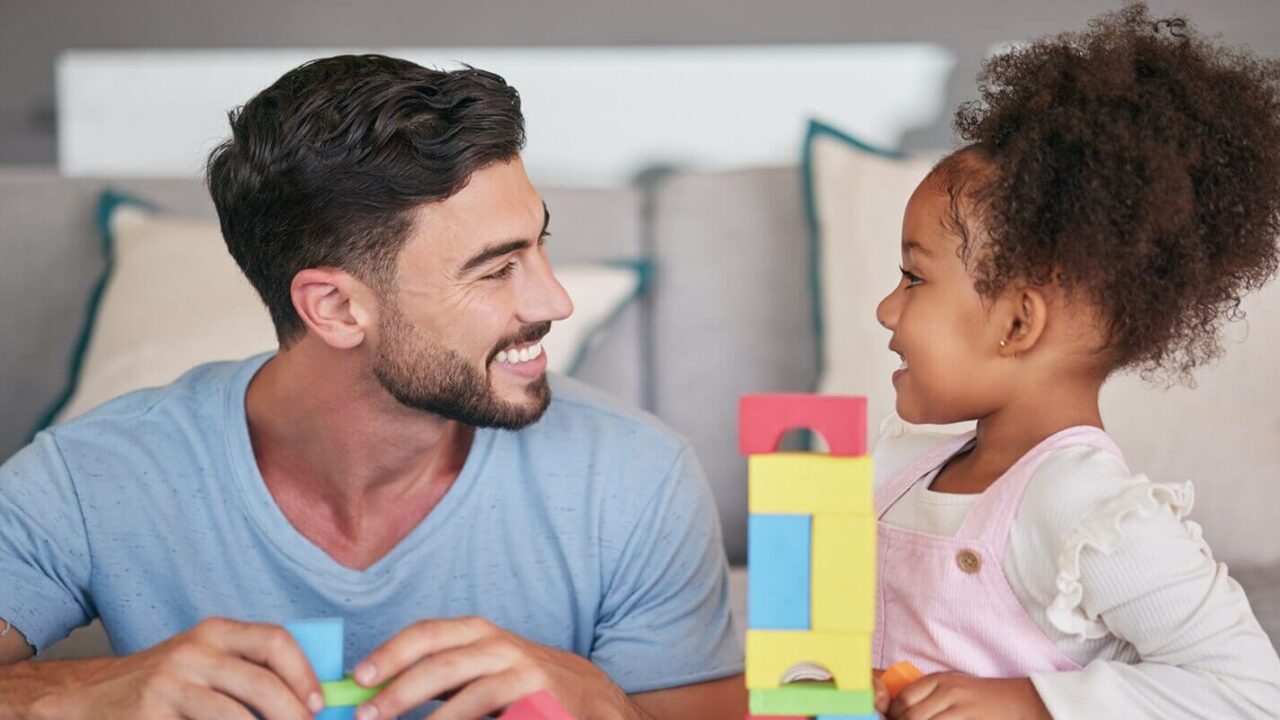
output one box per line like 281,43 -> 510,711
748,453 -> 873,516
746,630 -> 871,690
812,515 -> 876,632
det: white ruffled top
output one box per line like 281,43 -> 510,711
876,414 -> 1280,719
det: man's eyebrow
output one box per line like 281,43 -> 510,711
902,239 -> 934,258
457,203 -> 551,275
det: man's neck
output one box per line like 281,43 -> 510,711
243,340 -> 474,568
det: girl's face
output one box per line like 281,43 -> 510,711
875,173 -> 1012,425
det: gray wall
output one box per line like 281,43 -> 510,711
2,0 -> 1278,165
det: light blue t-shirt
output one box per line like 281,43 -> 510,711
0,354 -> 742,715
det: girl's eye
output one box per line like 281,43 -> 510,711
486,259 -> 520,280
899,266 -> 923,288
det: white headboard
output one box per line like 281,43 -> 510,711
58,45 -> 954,185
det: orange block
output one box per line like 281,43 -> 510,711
882,661 -> 924,698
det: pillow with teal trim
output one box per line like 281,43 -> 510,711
51,192 -> 646,423
802,120 -> 952,441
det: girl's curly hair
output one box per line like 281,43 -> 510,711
945,2 -> 1280,384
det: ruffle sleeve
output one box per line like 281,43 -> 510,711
1046,477 -> 1205,639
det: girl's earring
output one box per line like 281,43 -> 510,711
999,340 -> 1008,348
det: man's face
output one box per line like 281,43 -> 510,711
372,157 -> 574,429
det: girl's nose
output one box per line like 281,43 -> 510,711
876,286 -> 900,331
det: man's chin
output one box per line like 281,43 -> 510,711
472,377 -> 551,430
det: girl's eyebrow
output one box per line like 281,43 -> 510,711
902,239 -> 935,259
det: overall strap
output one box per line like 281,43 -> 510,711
875,431 -> 978,519
956,426 -> 1125,553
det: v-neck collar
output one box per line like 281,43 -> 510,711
223,353 -> 495,588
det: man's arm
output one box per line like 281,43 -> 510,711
0,619 -> 33,665
630,674 -> 746,720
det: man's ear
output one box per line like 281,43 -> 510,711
289,268 -> 377,350
1000,284 -> 1048,359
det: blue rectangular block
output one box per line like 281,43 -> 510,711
316,707 -> 357,720
285,617 -> 345,683
816,716 -> 880,719
748,513 -> 811,629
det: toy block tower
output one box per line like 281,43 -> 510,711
740,394 -> 877,720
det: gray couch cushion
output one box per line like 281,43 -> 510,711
648,166 -> 818,563
1234,564 -> 1280,651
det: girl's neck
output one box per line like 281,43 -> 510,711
931,375 -> 1106,495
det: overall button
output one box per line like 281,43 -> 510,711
957,549 -> 983,573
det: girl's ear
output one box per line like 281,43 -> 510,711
1000,285 -> 1048,358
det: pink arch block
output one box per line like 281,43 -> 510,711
739,394 -> 868,457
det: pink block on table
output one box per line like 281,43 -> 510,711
499,690 -> 576,720
739,394 -> 868,456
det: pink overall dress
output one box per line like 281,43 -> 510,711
872,426 -> 1124,676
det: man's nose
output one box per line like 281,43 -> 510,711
518,255 -> 574,324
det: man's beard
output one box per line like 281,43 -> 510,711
372,298 -> 552,430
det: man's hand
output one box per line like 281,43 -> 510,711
34,617 -> 323,720
351,616 -> 640,720
887,672 -> 1051,720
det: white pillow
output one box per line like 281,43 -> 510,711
807,120 -> 1280,566
53,200 -> 643,423
806,121 -> 952,437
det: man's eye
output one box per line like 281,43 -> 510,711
486,259 -> 519,280
899,266 -> 923,287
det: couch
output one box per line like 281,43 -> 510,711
2,165 -> 1276,660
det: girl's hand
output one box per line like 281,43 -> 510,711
887,672 -> 1051,720
872,669 -> 891,715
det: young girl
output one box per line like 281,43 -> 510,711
870,5 -> 1280,718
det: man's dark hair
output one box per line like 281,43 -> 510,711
207,54 -> 525,345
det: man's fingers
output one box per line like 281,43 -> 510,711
358,639 -> 515,720
355,616 -> 496,686
427,669 -> 538,720
196,619 -> 323,714
175,687 -> 259,720
204,656 -> 315,720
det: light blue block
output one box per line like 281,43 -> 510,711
285,618 -> 345,683
316,706 -> 357,720
816,715 -> 880,719
748,513 -> 811,629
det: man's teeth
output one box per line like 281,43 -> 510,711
497,341 -> 544,365
898,358 -> 908,371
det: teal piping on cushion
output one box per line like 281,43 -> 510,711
566,258 -> 654,376
28,189 -> 157,438
800,118 -> 904,387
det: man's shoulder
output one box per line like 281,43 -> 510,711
538,374 -> 690,458
47,356 -> 259,448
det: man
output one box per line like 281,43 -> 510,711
0,54 -> 744,719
